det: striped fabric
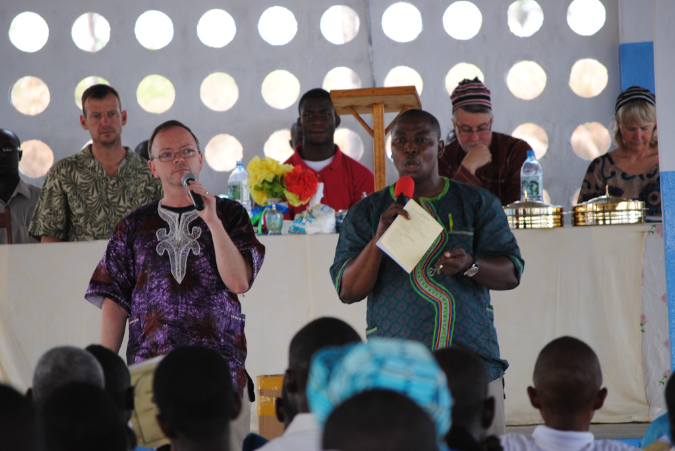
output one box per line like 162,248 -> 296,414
450,77 -> 491,112
615,85 -> 656,113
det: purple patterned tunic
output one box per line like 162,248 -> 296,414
86,198 -> 265,393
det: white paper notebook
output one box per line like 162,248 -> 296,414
376,199 -> 443,273
128,355 -> 168,448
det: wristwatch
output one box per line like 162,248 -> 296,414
464,256 -> 479,277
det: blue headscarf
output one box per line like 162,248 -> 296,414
306,338 -> 453,441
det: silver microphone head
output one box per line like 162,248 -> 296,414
181,172 -> 197,187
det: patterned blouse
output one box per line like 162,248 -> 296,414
577,153 -> 661,217
29,145 -> 163,241
86,199 -> 265,394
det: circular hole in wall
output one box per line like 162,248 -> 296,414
382,3 -> 422,43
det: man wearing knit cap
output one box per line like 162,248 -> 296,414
439,78 -> 531,205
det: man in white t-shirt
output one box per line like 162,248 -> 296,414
500,336 -> 639,451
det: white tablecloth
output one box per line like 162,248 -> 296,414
0,224 -> 667,425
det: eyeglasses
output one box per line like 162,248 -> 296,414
0,147 -> 20,153
150,148 -> 200,162
455,123 -> 492,137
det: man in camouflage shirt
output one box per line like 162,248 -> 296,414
29,84 -> 162,242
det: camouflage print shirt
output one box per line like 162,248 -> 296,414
29,145 -> 163,241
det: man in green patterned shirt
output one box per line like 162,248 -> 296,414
29,84 -> 162,242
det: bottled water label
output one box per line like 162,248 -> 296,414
228,182 -> 242,201
521,176 -> 542,201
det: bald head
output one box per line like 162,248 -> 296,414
533,337 -> 602,415
0,129 -> 20,149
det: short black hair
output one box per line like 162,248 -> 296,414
134,140 -> 149,160
81,84 -> 121,116
0,129 -> 21,149
323,389 -> 438,451
85,344 -> 133,419
42,382 -> 128,451
665,374 -> 675,440
298,88 -> 333,115
434,346 -> 488,428
148,120 -> 201,158
153,346 -> 236,441
289,317 -> 361,382
533,336 -> 602,415
0,383 -> 41,451
392,109 -> 442,140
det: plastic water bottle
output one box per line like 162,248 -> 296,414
228,160 -> 252,213
520,150 -> 543,202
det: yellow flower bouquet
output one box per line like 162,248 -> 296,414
247,156 -> 318,207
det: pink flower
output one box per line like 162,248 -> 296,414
663,293 -> 669,304
655,225 -> 664,237
640,314 -> 647,324
664,370 -> 671,378
665,339 -> 670,349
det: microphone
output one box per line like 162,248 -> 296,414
181,172 -> 205,211
394,176 -> 415,205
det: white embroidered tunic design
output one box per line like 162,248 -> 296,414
156,205 -> 201,283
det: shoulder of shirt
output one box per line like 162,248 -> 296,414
491,131 -> 532,151
284,150 -> 302,165
47,147 -> 90,174
125,199 -> 161,222
594,440 -> 641,450
335,147 -> 372,172
216,196 -> 243,209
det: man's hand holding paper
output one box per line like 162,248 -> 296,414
376,199 -> 443,273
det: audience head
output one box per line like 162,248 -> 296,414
85,344 -> 134,423
0,128 -> 22,178
528,336 -> 606,430
153,346 -> 240,445
42,382 -> 128,451
32,346 -> 105,409
280,317 -> 361,425
134,139 -> 150,160
0,383 -> 42,451
297,88 -> 340,150
665,374 -> 675,441
307,338 -> 452,442
434,346 -> 494,443
322,389 -> 438,451
450,78 -> 494,152
613,86 -> 657,149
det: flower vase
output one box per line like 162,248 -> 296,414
264,198 -> 284,235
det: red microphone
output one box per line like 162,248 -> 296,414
394,176 -> 415,205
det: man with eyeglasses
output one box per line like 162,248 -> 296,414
29,84 -> 162,242
86,120 -> 265,451
0,129 -> 41,244
284,88 -> 374,218
438,78 -> 531,205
